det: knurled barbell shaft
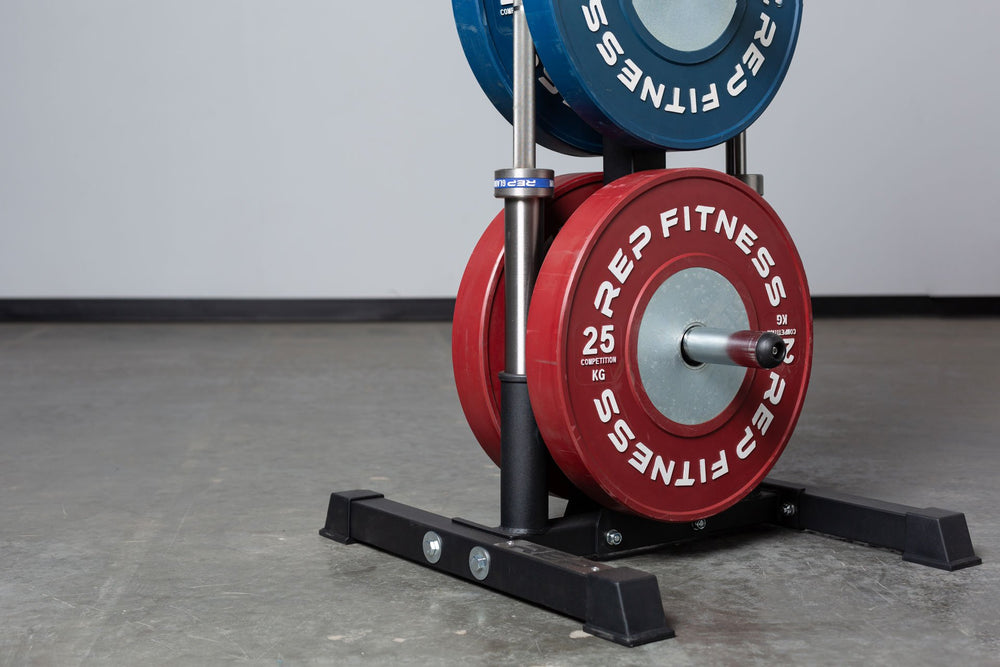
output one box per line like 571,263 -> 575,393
681,327 -> 787,370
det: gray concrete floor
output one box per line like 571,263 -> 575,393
1,319 -> 998,665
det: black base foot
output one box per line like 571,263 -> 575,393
762,480 -> 982,571
319,489 -> 384,544
319,490 -> 674,646
319,479 -> 981,645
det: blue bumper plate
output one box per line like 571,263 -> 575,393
524,0 -> 801,150
453,0 -> 604,156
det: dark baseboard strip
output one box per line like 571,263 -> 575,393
811,296 -> 999,318
0,297 -> 996,323
0,299 -> 456,323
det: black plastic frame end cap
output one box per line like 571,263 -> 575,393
319,490 -> 385,545
902,508 -> 982,571
583,568 -> 675,646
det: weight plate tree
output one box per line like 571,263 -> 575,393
526,168 -> 813,521
524,0 -> 802,150
322,0 -> 981,649
453,0 -> 604,155
453,172 -> 603,482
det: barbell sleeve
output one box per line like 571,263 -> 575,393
681,327 -> 787,370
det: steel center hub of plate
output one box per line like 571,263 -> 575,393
633,263 -> 750,431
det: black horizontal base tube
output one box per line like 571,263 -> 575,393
321,491 -> 674,646
761,479 -> 982,571
320,477 -> 981,645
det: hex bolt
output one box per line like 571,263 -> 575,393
604,529 -> 623,547
693,519 -> 708,531
422,531 -> 443,564
469,546 -> 491,581
781,502 -> 797,517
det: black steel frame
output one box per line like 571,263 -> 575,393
320,479 -> 980,646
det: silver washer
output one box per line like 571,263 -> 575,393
422,531 -> 443,564
635,267 -> 748,426
468,546 -> 491,581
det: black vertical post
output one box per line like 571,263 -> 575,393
725,131 -> 763,194
725,132 -> 746,176
603,136 -> 666,184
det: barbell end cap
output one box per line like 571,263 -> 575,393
755,332 -> 787,369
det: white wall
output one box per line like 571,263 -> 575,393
0,1 -> 997,298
